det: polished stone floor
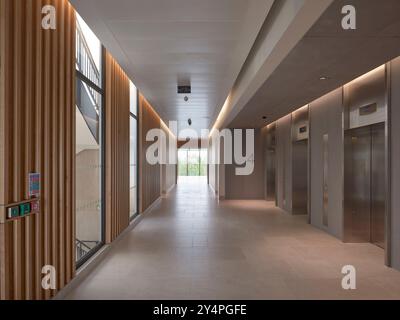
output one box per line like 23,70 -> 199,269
66,176 -> 400,300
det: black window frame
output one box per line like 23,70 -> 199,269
129,87 -> 140,222
75,43 -> 106,270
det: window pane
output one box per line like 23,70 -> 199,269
130,116 -> 137,217
76,78 -> 101,141
178,149 -> 188,176
130,81 -> 137,116
200,149 -> 208,176
188,150 -> 200,176
178,149 -> 207,177
76,13 -> 102,88
75,97 -> 102,263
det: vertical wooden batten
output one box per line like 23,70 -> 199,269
0,0 -> 76,300
139,95 -> 161,213
104,52 -> 130,243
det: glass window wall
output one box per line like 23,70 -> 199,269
75,13 -> 104,266
178,149 -> 207,177
130,81 -> 138,218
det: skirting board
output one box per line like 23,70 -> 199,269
208,184 -> 218,198
162,183 -> 176,195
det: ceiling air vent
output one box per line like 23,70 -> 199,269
177,85 -> 191,94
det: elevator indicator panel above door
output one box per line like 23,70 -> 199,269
359,103 -> 377,116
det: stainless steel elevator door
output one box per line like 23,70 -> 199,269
351,127 -> 371,243
344,123 -> 385,248
323,134 -> 329,227
371,123 -> 385,248
266,149 -> 276,202
292,140 -> 308,215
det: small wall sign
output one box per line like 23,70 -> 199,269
31,200 -> 40,213
29,173 -> 40,197
7,206 -> 20,219
20,203 -> 31,216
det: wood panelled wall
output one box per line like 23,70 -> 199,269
0,0 -> 76,299
139,95 -> 161,213
105,52 -> 130,243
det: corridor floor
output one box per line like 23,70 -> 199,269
66,177 -> 400,300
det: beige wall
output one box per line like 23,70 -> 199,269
390,57 -> 400,270
224,129 -> 266,200
208,139 -> 218,196
208,163 -> 218,195
275,115 -> 293,213
309,88 -> 343,239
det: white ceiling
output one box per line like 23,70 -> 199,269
229,0 -> 400,128
70,0 -> 274,138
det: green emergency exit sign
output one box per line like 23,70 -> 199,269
19,203 -> 31,216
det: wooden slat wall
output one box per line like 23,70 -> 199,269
105,52 -> 130,243
139,95 -> 161,213
0,0 -> 75,300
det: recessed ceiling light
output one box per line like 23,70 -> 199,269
320,76 -> 329,80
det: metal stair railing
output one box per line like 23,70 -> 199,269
75,239 -> 100,261
76,21 -> 101,113
76,20 -> 102,143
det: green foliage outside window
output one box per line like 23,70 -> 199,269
178,149 -> 207,176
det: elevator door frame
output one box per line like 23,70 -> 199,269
343,123 -> 386,250
266,124 -> 277,205
370,124 -> 386,248
266,148 -> 276,203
